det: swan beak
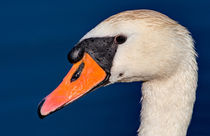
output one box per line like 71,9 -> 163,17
38,53 -> 108,118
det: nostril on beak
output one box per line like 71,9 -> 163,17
70,62 -> 85,82
68,46 -> 85,64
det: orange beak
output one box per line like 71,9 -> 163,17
38,53 -> 108,118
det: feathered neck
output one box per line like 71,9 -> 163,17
138,55 -> 197,136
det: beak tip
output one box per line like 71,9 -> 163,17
37,99 -> 47,119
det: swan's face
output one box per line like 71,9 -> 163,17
38,10 -> 187,118
82,12 -> 184,82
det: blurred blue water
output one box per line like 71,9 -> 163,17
0,0 -> 210,136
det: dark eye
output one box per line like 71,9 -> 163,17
114,35 -> 127,44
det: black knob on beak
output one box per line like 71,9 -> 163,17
68,45 -> 85,64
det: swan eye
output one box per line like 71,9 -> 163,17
114,35 -> 127,44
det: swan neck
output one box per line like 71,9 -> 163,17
138,61 -> 197,136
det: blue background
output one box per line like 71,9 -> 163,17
0,0 -> 210,136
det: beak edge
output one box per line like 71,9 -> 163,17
37,99 -> 46,119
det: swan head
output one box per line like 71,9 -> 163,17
38,10 -> 194,118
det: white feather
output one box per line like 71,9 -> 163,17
82,9 -> 198,136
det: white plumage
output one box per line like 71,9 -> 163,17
82,10 -> 198,136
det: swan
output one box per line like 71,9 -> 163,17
38,9 -> 198,136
